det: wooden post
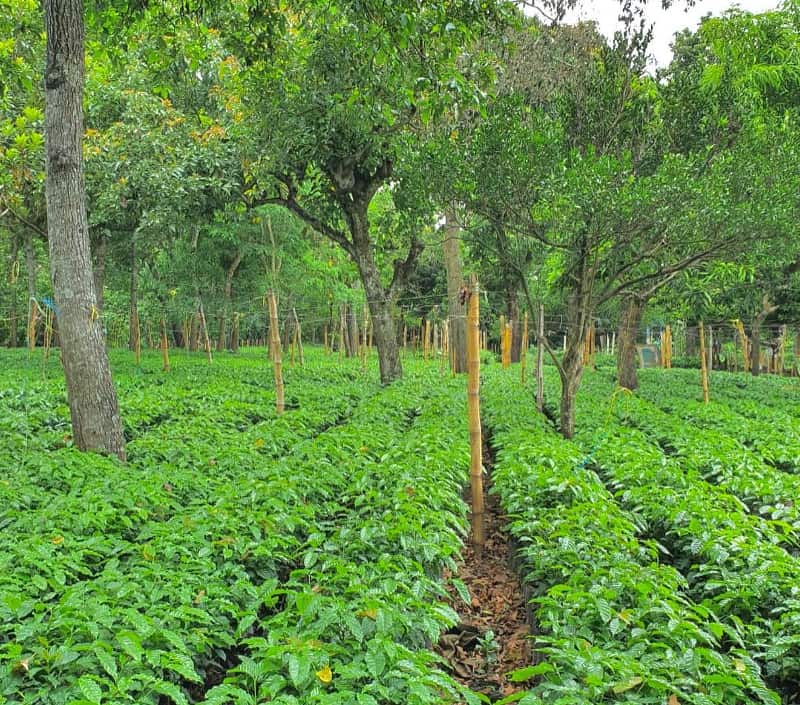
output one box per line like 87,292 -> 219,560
467,276 -> 485,550
423,318 -> 431,361
521,311 -> 529,384
699,321 -> 709,404
323,325 -> 329,354
536,304 -> 544,412
160,317 -> 170,372
504,322 -> 512,368
268,291 -> 285,415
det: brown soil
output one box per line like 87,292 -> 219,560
436,444 -> 533,702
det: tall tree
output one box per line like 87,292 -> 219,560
44,0 -> 125,459
247,0 -> 509,383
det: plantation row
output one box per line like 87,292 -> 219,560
541,367 -> 800,702
483,368 -> 776,705
1,351 -> 479,705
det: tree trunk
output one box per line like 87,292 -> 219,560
43,0 -> 125,459
751,294 -> 778,377
349,210 -> 402,383
686,326 -> 697,357
442,210 -> 467,373
507,288 -> 521,363
217,251 -> 242,352
558,288 -> 592,440
92,231 -> 107,312
617,295 -> 644,390
559,335 -> 585,440
128,236 -> 138,350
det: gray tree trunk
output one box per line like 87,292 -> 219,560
349,209 -> 401,384
617,295 -> 644,390
44,0 -> 125,459
442,210 -> 467,373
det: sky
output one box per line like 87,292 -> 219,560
560,0 -> 780,66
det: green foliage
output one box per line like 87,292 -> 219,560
0,350 -> 475,704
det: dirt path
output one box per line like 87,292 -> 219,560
437,443 -> 533,702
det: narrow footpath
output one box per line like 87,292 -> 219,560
437,440 -> 533,702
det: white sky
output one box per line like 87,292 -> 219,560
561,0 -> 780,66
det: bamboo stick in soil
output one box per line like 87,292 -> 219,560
699,321 -> 709,404
521,311 -> 528,384
268,291 -> 285,415
160,317 -> 171,371
467,277 -> 485,550
323,325 -> 328,354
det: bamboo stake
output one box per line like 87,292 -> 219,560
323,325 -> 329,354
160,317 -> 170,371
521,311 -> 529,384
268,291 -> 284,415
423,318 -> 430,361
699,320 -> 709,404
536,304 -> 544,412
467,276 -> 485,550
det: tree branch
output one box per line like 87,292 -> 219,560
389,233 -> 424,300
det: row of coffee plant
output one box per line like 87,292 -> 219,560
482,368 -> 776,704
552,370 -> 800,698
0,352 -> 474,704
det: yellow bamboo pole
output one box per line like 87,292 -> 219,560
423,319 -> 430,361
521,311 -> 529,384
268,291 -> 284,415
160,317 -> 171,372
699,321 -> 709,404
467,276 -> 485,550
